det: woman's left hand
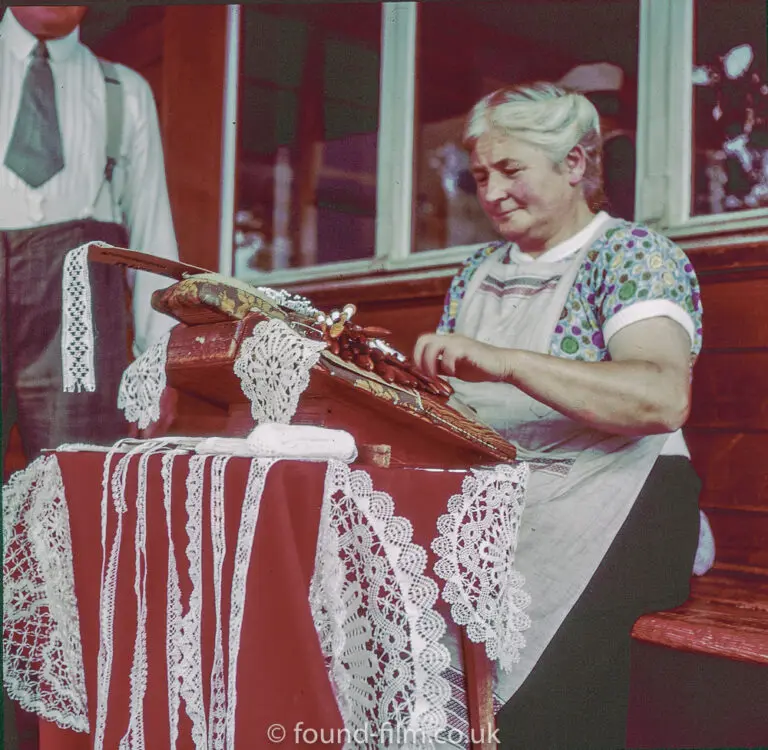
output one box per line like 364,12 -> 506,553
413,332 -> 511,382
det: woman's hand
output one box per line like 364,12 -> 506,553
414,318 -> 694,436
413,332 -> 511,382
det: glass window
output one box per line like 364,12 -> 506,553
692,0 -> 768,216
413,1 -> 640,253
234,5 -> 381,274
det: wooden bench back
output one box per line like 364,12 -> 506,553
684,241 -> 768,576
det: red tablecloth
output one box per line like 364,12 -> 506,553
37,452 -> 468,749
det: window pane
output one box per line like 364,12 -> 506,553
414,1 -> 639,252
235,5 -> 380,274
692,0 -> 768,216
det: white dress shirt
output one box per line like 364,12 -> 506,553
0,9 -> 179,354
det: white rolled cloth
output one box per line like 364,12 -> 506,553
195,423 -> 358,463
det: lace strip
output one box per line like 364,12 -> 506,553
178,454 -> 209,749
94,439 -> 173,750
61,245 -> 96,393
94,444 -> 138,750
162,450 -> 186,748
208,455 -> 230,750
225,457 -> 276,747
120,449 -> 159,750
432,464 -> 532,671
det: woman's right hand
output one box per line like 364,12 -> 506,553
413,332 -> 512,382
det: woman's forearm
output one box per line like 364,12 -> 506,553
500,349 -> 690,436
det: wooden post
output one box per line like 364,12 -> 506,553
162,5 -> 228,271
461,629 -> 499,749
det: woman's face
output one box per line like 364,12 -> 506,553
470,130 -> 584,250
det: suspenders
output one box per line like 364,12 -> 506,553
96,58 -> 123,198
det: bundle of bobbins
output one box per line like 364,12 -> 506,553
314,304 -> 453,399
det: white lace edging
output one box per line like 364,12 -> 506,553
432,463 -> 532,671
309,460 -> 452,748
94,439 -> 175,750
119,448 -> 159,750
177,454 -> 209,748
162,449 -> 186,748
3,455 -> 89,732
118,331 -> 171,429
233,317 -> 326,424
208,455 -> 230,750
61,244 -> 96,393
224,457 -> 275,747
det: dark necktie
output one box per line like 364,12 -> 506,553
4,41 -> 65,188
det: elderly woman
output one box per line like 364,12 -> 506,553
414,83 -> 703,749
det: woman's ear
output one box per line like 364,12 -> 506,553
564,145 -> 588,186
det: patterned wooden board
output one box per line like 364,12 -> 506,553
314,351 -> 518,463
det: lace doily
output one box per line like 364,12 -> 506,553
233,317 -> 326,424
433,464 -> 531,671
309,460 -> 451,748
118,331 -> 171,429
3,455 -> 89,732
61,244 -> 96,393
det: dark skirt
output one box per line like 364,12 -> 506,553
496,455 -> 702,750
1,219 -> 131,462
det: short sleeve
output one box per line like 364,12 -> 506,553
437,243 -> 500,334
585,224 -> 703,358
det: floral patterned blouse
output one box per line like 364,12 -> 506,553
437,220 -> 704,363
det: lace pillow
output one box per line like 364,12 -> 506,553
151,277 -> 259,326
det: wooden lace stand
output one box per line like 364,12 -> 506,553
86,244 -> 505,747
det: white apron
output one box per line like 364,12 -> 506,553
449,218 -> 670,703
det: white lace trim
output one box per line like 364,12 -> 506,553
4,442 -> 282,749
94,443 -> 135,749
178,454 -> 208,748
233,317 -> 326,424
309,460 -> 452,748
94,439 -> 174,750
162,449 -> 186,748
120,448 -> 160,750
432,464 -> 532,671
3,455 -> 89,732
61,244 -> 96,393
118,331 -> 171,429
208,455 -> 230,750
224,457 -> 275,747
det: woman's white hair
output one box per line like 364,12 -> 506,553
463,82 -> 605,209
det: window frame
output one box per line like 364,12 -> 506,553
635,0 -> 768,244
220,0 -> 768,285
